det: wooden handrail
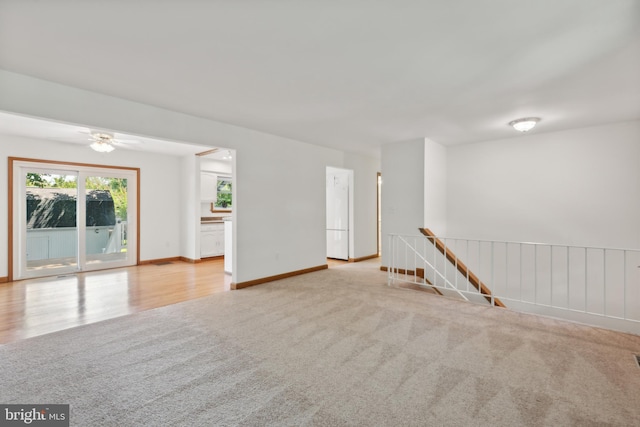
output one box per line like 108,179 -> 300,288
418,228 -> 506,308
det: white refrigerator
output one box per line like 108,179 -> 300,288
326,171 -> 349,260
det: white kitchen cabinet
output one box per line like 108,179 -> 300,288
201,223 -> 224,257
200,172 -> 217,201
224,219 -> 232,273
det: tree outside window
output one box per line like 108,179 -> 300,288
215,177 -> 232,209
26,173 -> 128,221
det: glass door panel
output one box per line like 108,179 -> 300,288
13,160 -> 138,280
25,170 -> 79,275
83,175 -> 129,266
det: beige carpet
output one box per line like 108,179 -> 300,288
1,259 -> 640,426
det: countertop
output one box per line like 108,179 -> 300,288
201,217 -> 224,224
201,216 -> 232,224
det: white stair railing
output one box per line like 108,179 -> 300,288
387,232 -> 640,335
395,235 -> 469,301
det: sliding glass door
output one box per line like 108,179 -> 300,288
83,174 -> 130,267
24,168 -> 80,275
12,160 -> 138,280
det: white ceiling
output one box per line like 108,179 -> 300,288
0,0 -> 638,156
0,111 -> 209,156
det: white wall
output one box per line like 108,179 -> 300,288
180,155 -> 200,261
381,139 -> 425,266
236,139 -> 341,280
380,122 -> 640,268
424,138 -> 447,235
343,153 -> 380,259
0,134 -> 184,277
0,70 -> 372,284
447,120 -> 640,249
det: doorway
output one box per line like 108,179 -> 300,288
326,167 -> 354,261
10,158 -> 139,280
377,172 -> 381,256
197,148 -> 235,275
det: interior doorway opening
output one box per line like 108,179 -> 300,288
196,148 -> 236,276
326,166 -> 354,261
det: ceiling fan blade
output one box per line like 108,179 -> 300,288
112,139 -> 141,145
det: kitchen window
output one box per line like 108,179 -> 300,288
215,176 -> 232,210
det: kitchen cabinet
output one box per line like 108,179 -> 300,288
201,223 -> 224,257
200,172 -> 217,201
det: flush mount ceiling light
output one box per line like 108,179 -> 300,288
508,117 -> 540,132
89,131 -> 115,153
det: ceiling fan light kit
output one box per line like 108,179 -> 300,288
89,131 -> 116,152
90,140 -> 115,153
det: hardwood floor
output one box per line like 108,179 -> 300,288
1,257 -> 352,344
0,259 -> 231,344
326,258 -> 349,268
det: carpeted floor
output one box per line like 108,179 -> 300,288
1,260 -> 640,426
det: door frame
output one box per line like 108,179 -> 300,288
326,166 -> 354,261
377,172 -> 381,256
8,157 -> 141,281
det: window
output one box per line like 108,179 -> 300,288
215,176 -> 232,209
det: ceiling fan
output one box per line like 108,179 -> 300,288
86,130 -> 140,153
